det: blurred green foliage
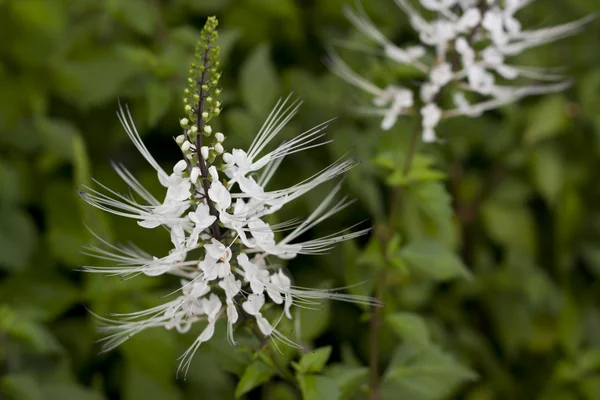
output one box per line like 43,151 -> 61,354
1,0 -> 600,399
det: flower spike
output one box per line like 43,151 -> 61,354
80,16 -> 380,378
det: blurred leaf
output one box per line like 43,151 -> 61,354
481,201 -> 536,253
147,81 -> 172,127
387,312 -> 431,348
0,206 -> 37,271
0,273 -> 79,321
240,44 -> 279,116
110,0 -> 155,35
123,362 -> 182,400
325,365 -> 369,400
0,159 -> 25,205
298,298 -> 331,341
0,374 -> 44,400
558,294 -> 583,355
44,181 -> 89,265
529,145 -> 564,205
581,375 -> 600,400
523,95 -> 568,145
55,51 -> 142,108
42,384 -> 106,400
407,181 -> 454,243
344,239 -> 379,303
216,30 -> 242,63
399,238 -> 471,281
183,0 -> 231,13
297,374 -> 341,400
380,344 -> 477,400
0,305 -> 62,354
206,324 -> 253,376
264,382 -> 298,400
378,154 -> 446,186
121,328 -> 177,384
293,347 -> 332,374
235,359 -> 276,398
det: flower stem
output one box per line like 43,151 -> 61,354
251,324 -> 297,385
195,41 -> 221,240
369,125 -> 421,400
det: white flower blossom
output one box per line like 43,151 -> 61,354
329,0 -> 591,141
80,96 -> 380,377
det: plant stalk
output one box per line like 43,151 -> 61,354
369,125 -> 421,400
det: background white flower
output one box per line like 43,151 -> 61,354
329,0 -> 592,142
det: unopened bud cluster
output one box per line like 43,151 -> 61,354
182,16 -> 222,147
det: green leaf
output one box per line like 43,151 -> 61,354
36,117 -> 80,161
264,382 -> 297,400
55,51 -> 142,108
523,95 -> 568,145
481,201 -> 536,253
42,384 -> 106,400
384,154 -> 446,186
121,328 -> 177,384
298,298 -> 331,341
0,374 -> 44,400
399,238 -> 471,281
387,312 -> 431,348
293,347 -> 332,374
0,273 -> 79,321
325,365 -> 369,400
298,374 -> 341,400
380,344 -> 477,400
344,239 -> 380,303
235,359 -> 276,398
206,324 -> 253,376
147,82 -> 172,127
110,0 -> 155,35
529,145 -> 564,205
0,159 -> 25,205
240,44 -> 279,116
0,206 -> 37,270
0,305 -> 62,354
407,181 -> 454,243
123,362 -> 182,400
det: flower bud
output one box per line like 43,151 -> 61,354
175,135 -> 185,145
190,167 -> 201,183
201,146 -> 209,159
215,132 -> 224,142
182,140 -> 191,152
215,143 -> 224,154
180,118 -> 189,128
204,125 -> 212,134
222,152 -> 234,165
174,159 -> 187,174
190,125 -> 198,133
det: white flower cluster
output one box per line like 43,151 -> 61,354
80,97 -> 378,376
330,0 -> 591,142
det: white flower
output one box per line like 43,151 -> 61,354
82,95 -> 380,378
330,0 -> 590,140
242,293 -> 272,336
421,103 -> 442,142
238,253 -> 270,294
188,203 -> 216,230
208,179 -> 231,211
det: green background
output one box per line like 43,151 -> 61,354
1,0 -> 599,399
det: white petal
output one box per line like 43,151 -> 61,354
256,315 -> 272,336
